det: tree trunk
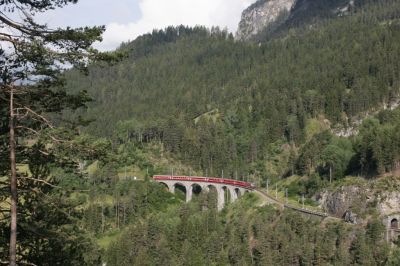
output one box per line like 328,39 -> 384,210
115,198 -> 119,229
9,87 -> 18,266
101,203 -> 105,234
123,202 -> 126,226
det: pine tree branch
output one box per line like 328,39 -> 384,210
0,11 -> 55,36
19,177 -> 61,189
15,108 -> 29,120
0,257 -> 35,265
14,126 -> 66,143
19,107 -> 54,129
0,35 -> 18,44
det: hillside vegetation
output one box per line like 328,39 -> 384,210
63,0 -> 400,183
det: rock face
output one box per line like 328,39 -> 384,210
377,192 -> 400,217
236,0 -> 296,41
236,0 -> 358,41
317,186 -> 371,221
344,210 -> 358,224
318,185 -> 400,224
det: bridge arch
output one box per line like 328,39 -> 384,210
391,218 -> 399,229
174,182 -> 186,190
235,188 -> 242,197
190,183 -> 204,202
159,182 -> 174,193
174,183 -> 188,201
191,183 -> 202,195
158,182 -> 168,189
206,184 -> 217,191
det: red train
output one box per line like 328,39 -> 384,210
153,175 -> 255,190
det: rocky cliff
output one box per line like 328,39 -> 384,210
236,0 -> 357,41
236,0 -> 296,41
317,177 -> 400,224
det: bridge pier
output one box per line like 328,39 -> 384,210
229,187 -> 238,203
167,184 -> 175,194
217,186 -> 225,211
185,184 -> 192,203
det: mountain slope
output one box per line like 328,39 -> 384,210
63,0 -> 400,179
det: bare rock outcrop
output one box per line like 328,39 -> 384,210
318,183 -> 400,223
236,0 -> 295,41
236,0 -> 358,41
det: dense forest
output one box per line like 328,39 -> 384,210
2,0 -> 400,265
105,191 -> 397,266
63,0 -> 400,182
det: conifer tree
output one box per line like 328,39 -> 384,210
0,1 -> 118,264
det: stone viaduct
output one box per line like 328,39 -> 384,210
153,175 -> 255,210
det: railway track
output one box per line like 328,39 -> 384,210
255,189 -> 340,220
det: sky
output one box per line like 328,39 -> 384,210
37,0 -> 257,51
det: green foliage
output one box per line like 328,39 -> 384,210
0,174 -> 102,265
296,107 -> 400,181
104,191 -> 391,266
353,108 -> 400,176
286,173 -> 328,198
387,248 -> 400,266
0,0 -> 121,263
297,131 -> 333,175
83,177 -> 180,234
62,0 -> 400,181
320,137 -> 355,181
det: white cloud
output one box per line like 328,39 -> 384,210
95,0 -> 256,51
